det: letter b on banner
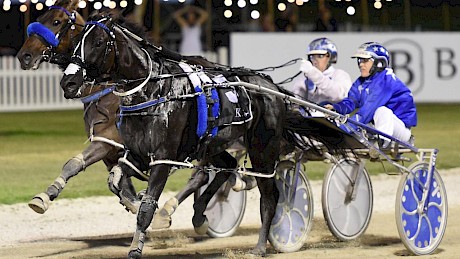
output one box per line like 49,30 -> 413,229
436,48 -> 457,79
385,39 -> 423,95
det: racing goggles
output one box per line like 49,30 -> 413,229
357,57 -> 374,64
308,53 -> 329,62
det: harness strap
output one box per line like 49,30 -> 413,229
49,6 -> 76,23
113,48 -> 153,97
80,86 -> 115,103
178,62 -> 208,138
120,97 -> 168,112
91,136 -> 124,149
118,157 -> 149,181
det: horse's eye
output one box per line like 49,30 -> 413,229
96,39 -> 104,47
53,20 -> 61,26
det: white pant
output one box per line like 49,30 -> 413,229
373,106 -> 412,142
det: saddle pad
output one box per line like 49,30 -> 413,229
214,80 -> 253,126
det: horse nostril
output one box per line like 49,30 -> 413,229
22,53 -> 32,64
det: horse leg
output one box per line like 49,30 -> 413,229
128,164 -> 170,259
251,176 -> 278,256
192,152 -> 237,235
28,141 -> 117,214
246,119 -> 281,256
108,164 -> 140,214
151,168 -> 209,229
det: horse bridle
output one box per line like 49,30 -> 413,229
27,5 -> 83,64
70,17 -> 119,83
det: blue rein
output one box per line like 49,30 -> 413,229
80,86 -> 115,104
49,5 -> 76,23
85,20 -> 115,39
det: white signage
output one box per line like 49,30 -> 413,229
230,32 -> 460,102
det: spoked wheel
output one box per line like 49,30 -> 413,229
395,162 -> 448,255
269,160 -> 314,253
194,169 -> 247,238
322,158 -> 373,241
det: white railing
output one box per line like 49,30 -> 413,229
0,48 -> 228,113
0,56 -> 80,112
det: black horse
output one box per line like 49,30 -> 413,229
16,0 -> 139,214
60,11 -> 286,257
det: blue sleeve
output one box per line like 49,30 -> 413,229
356,78 -> 393,124
332,81 -> 360,114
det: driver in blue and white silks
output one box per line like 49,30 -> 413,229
325,42 -> 417,147
290,37 -> 352,106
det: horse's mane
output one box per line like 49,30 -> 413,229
88,8 -> 153,43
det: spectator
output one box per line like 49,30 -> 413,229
173,5 -> 209,56
314,6 -> 338,32
275,5 -> 297,32
325,42 -> 417,150
261,14 -> 276,32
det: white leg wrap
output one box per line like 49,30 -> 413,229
54,176 -> 66,189
129,230 -> 145,253
151,197 -> 178,229
110,165 -> 123,190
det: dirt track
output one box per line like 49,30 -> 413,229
1,168 -> 459,259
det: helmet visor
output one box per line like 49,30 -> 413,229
351,50 -> 372,59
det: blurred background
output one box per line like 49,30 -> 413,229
1,0 -> 459,56
1,0 -> 460,112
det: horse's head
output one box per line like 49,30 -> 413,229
61,10 -> 153,99
60,11 -> 119,99
16,0 -> 84,70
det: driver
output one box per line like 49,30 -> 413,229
325,42 -> 417,149
291,37 -> 352,105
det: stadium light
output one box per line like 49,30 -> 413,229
347,6 -> 355,15
224,9 -> 232,18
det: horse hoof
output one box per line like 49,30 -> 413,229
28,193 -> 50,214
193,217 -> 209,235
120,196 -> 141,214
128,249 -> 142,259
249,247 -> 267,257
230,174 -> 257,192
151,210 -> 172,229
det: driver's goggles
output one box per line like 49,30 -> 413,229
308,53 -> 329,61
357,57 -> 374,64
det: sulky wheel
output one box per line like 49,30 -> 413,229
395,162 -> 448,255
322,158 -> 373,241
268,160 -> 314,253
194,169 -> 247,238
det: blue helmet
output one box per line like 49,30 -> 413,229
351,42 -> 390,69
307,37 -> 338,63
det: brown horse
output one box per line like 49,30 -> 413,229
16,0 -> 140,214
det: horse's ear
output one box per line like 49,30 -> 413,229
52,0 -> 78,10
106,8 -> 122,21
69,0 -> 80,10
